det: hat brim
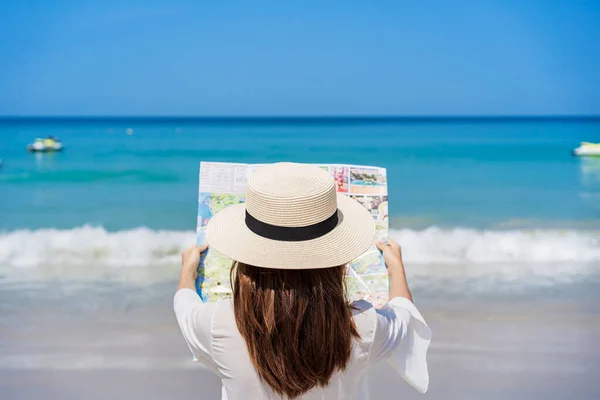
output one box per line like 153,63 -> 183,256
205,194 -> 376,269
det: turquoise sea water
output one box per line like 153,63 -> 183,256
1,117 -> 599,230
1,117 -> 599,293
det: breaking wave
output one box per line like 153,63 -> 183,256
0,226 -> 598,287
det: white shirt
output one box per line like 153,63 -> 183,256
174,288 -> 431,400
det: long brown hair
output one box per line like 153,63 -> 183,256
231,262 -> 360,398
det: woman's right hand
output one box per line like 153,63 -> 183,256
376,238 -> 404,275
377,238 -> 412,301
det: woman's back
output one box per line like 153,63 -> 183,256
174,290 -> 429,400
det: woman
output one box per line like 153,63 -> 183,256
174,163 -> 430,399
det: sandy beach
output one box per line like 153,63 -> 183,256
2,283 -> 598,400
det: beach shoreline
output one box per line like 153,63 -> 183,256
1,295 -> 598,399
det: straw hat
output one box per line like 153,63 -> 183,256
205,163 -> 376,269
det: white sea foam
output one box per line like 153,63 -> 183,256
390,227 -> 600,264
388,227 -> 600,288
0,226 -> 599,286
0,226 -> 195,268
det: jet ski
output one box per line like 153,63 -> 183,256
27,137 -> 64,152
573,142 -> 600,157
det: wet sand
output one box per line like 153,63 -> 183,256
1,291 -> 599,400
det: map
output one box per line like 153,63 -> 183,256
196,162 -> 389,306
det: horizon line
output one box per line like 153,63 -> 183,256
1,115 -> 599,121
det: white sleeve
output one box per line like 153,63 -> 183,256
369,297 -> 431,393
173,288 -> 217,363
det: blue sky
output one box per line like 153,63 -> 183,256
0,0 -> 598,116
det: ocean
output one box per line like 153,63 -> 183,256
1,117 -> 599,399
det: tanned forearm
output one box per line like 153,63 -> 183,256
388,262 -> 412,302
177,269 -> 196,292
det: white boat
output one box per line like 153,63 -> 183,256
573,142 -> 600,157
27,137 -> 63,152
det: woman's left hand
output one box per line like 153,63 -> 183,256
181,244 -> 208,279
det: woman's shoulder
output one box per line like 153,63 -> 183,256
209,297 -> 236,324
351,299 -> 375,315
213,297 -> 234,312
